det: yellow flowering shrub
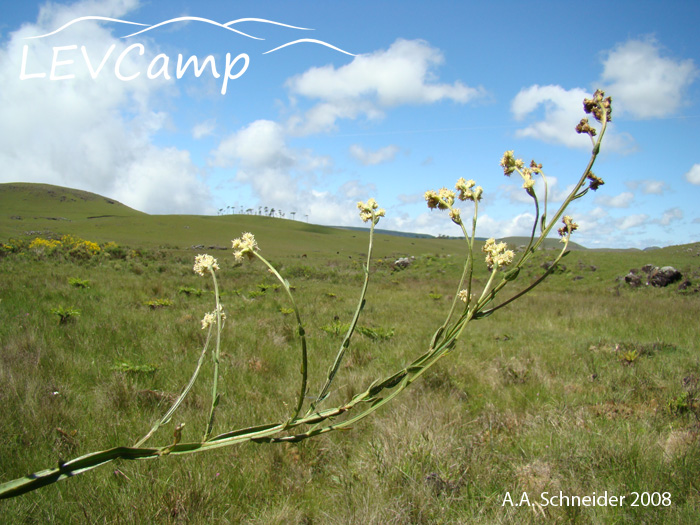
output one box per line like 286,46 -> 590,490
28,237 -> 62,255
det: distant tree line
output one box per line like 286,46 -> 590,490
217,206 -> 308,222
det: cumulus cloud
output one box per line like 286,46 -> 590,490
349,144 -> 400,165
511,85 -> 592,148
600,38 -> 698,118
210,120 -> 292,170
596,191 -> 635,208
208,119 -> 373,225
685,164 -> 700,185
657,207 -> 683,226
625,179 -> 669,195
500,175 -> 575,205
286,38 -> 486,134
0,0 -> 212,214
618,214 -> 648,230
509,84 -> 639,153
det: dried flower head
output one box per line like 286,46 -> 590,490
483,238 -> 515,271
424,190 -> 440,210
500,150 -> 517,175
231,232 -> 259,262
583,89 -> 612,123
587,172 -> 605,191
357,198 -> 385,224
575,118 -> 597,137
449,207 -> 462,225
557,215 -> 579,237
457,289 -> 471,303
193,254 -> 220,276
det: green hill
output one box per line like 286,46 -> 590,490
0,183 -> 467,259
2,183 -> 691,262
0,183 -> 145,220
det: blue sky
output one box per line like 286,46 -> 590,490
1,0 -> 698,248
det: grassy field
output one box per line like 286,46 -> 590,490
1,184 -> 699,523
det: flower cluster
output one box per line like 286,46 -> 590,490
201,304 -> 226,330
193,254 -> 220,276
500,151 -> 540,195
424,188 -> 455,210
587,172 -> 605,191
557,216 -> 579,238
575,118 -> 597,137
457,289 -> 471,303
231,232 -> 259,262
455,178 -> 483,202
483,238 -> 514,271
583,89 -> 612,123
357,198 -> 386,224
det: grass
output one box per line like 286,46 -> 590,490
1,184 -> 699,522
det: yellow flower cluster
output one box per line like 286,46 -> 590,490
357,198 -> 385,224
29,237 -> 62,253
231,232 -> 259,262
483,238 -> 514,271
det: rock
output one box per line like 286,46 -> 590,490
623,265 -> 683,288
648,266 -> 682,287
624,272 -> 642,287
392,256 -> 414,270
678,280 -> 692,291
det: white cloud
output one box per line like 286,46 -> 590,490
0,0 -> 212,214
286,38 -> 485,134
625,179 -> 669,195
210,120 -> 292,169
192,119 -> 216,139
657,207 -> 683,226
684,164 -> 700,185
397,193 -> 423,205
500,175 -> 575,205
207,119 -> 366,225
338,179 -> 376,200
596,191 -> 635,208
600,38 -> 698,118
511,85 -> 592,148
349,144 -> 400,165
618,214 -> 648,230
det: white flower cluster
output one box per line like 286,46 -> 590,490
193,254 -> 219,276
500,151 -> 541,195
201,304 -> 226,330
357,198 -> 385,224
231,232 -> 259,262
483,238 -> 514,271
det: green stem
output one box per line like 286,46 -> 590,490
308,215 -> 377,414
252,252 -> 309,425
203,270 -> 223,441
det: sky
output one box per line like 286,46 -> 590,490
1,0 -> 699,249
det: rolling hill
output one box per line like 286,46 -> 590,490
0,183 -> 468,259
